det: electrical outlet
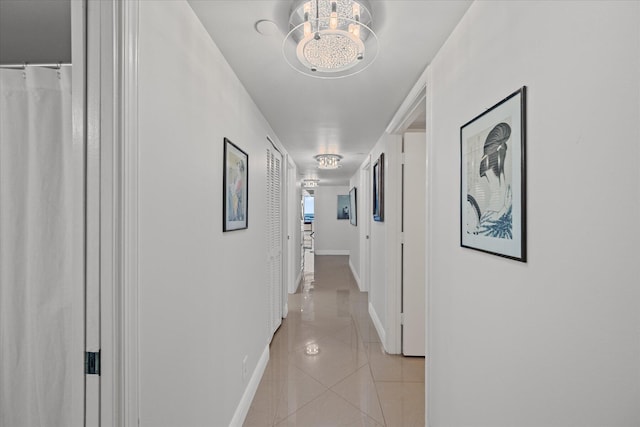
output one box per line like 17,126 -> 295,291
242,355 -> 248,381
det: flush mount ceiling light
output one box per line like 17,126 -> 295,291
283,0 -> 378,78
303,178 -> 320,188
315,154 -> 343,169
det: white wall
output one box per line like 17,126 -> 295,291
358,134 -> 403,353
137,2 -> 295,425
426,1 -> 640,425
367,139 -> 388,334
313,185 -> 351,255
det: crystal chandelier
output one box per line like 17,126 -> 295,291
283,0 -> 378,78
314,154 -> 343,169
303,178 -> 320,188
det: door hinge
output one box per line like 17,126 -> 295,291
85,350 -> 101,376
400,232 -> 404,244
400,313 -> 405,325
401,152 -> 406,165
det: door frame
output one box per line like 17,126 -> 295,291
85,0 -> 101,423
359,157 -> 371,292
400,131 -> 427,357
90,1 -> 141,425
70,0 -> 87,424
286,155 -> 300,295
385,66 -> 429,424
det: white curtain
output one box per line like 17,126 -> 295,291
0,67 -> 81,427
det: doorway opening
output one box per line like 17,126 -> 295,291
302,191 -> 315,272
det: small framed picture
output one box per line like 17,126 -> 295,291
337,195 -> 350,220
461,87 -> 526,261
349,187 -> 357,226
223,138 -> 248,232
373,153 -> 384,222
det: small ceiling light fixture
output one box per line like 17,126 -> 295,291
283,0 -> 378,78
315,153 -> 343,169
303,178 -> 320,188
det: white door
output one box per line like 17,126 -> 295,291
287,157 -> 297,296
402,132 -> 426,356
267,147 -> 283,336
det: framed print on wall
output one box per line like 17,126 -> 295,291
373,153 -> 384,222
337,195 -> 350,220
461,87 -> 527,261
349,187 -> 357,226
223,137 -> 248,232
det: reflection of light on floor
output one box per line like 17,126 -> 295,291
304,343 -> 319,356
301,281 -> 315,321
301,244 -> 317,320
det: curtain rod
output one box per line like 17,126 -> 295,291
0,62 -> 72,69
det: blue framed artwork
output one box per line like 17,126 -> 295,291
349,187 -> 357,226
460,87 -> 527,261
337,195 -> 350,220
373,153 -> 384,222
223,138 -> 248,231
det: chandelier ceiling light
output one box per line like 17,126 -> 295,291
315,154 -> 343,169
303,178 -> 320,188
283,0 -> 378,78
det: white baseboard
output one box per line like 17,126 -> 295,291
349,259 -> 363,292
229,344 -> 270,427
290,269 -> 302,294
368,302 -> 387,350
314,250 -> 350,256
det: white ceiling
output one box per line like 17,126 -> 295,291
1,0 -> 471,186
0,0 -> 71,65
196,1 -> 470,185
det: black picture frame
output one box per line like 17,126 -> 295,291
223,137 -> 249,232
460,87 -> 526,261
349,187 -> 357,226
373,153 -> 384,222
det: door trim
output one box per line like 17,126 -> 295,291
70,1 -> 87,424
359,158 -> 371,292
86,0 -> 101,423
96,1 -> 141,425
424,70 -> 433,427
385,67 -> 429,423
118,2 -> 141,425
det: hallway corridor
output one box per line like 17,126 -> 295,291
244,256 -> 425,426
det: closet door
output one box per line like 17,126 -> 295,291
267,148 -> 283,336
402,132 -> 426,356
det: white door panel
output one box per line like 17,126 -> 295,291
402,132 -> 426,356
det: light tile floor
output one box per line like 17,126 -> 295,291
244,255 -> 425,427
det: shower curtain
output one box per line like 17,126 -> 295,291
0,67 -> 82,426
